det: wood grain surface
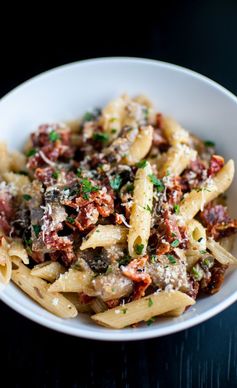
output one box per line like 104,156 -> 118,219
1,300 -> 237,387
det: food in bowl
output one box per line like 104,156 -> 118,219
0,94 -> 236,329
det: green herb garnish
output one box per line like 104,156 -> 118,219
66,217 -> 75,224
192,267 -> 202,281
200,250 -> 207,254
49,130 -> 60,142
83,112 -> 94,122
171,239 -> 179,248
121,308 -> 127,314
126,183 -> 134,193
151,255 -> 157,263
81,178 -> 99,199
52,171 -> 59,179
93,132 -> 109,143
204,140 -> 215,147
136,160 -> 147,169
148,298 -> 153,307
32,224 -> 41,238
76,168 -> 82,177
173,204 -> 180,214
166,254 -> 176,264
119,255 -> 131,267
144,204 -> 152,213
111,128 -> 117,134
110,175 -> 122,190
146,317 -> 155,326
26,148 -> 37,157
135,244 -> 144,255
148,174 -> 165,192
23,194 -> 32,201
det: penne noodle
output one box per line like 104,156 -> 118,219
0,142 -> 11,173
123,125 -> 153,166
48,268 -> 93,293
90,297 -> 108,314
2,172 -> 30,195
206,238 -> 237,265
162,306 -> 186,317
101,95 -> 128,141
159,144 -> 197,177
128,162 -> 153,257
65,293 -> 93,313
31,261 -> 65,282
185,219 -> 207,270
179,160 -> 234,221
8,240 -> 29,265
162,117 -> 190,146
80,225 -> 127,250
92,291 -> 195,329
0,237 -> 12,284
11,262 -> 77,318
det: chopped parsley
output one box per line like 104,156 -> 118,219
121,308 -> 127,314
126,183 -> 134,193
136,160 -> 147,169
81,179 -> 99,199
106,266 -> 113,275
143,107 -> 149,120
173,204 -> 180,214
146,317 -> 155,326
24,238 -> 32,246
200,250 -> 207,254
148,174 -> 165,192
49,130 -> 60,142
144,204 -> 152,213
171,239 -> 179,248
118,255 -> 131,267
151,255 -> 157,263
26,148 -> 37,157
109,117 -> 117,123
52,171 -> 59,179
192,267 -> 202,281
166,254 -> 176,264
204,140 -> 215,147
76,168 -> 82,177
93,132 -> 109,143
19,170 -> 28,176
171,232 -> 176,237
110,175 -> 122,190
23,194 -> 32,201
111,128 -> 117,134
66,217 -> 75,224
135,243 -> 144,255
83,112 -> 94,122
32,224 -> 41,238
148,298 -> 153,307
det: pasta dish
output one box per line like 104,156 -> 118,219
0,94 -> 236,328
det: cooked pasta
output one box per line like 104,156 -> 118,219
0,94 -> 236,328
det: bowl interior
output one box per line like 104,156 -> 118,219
0,58 -> 237,340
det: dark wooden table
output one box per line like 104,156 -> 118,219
1,1 -> 237,386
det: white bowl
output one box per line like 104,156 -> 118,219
0,57 -> 237,341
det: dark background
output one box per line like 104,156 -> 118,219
1,1 -> 237,387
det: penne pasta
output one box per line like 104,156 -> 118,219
65,293 -> 93,313
10,151 -> 27,172
0,142 -> 11,173
80,225 -> 127,250
11,261 -> 77,318
159,144 -> 197,177
179,160 -> 234,221
162,306 -> 186,317
48,268 -> 93,293
92,291 -> 195,329
101,95 -> 128,141
0,237 -> 12,284
128,162 -> 153,257
185,219 -> 207,270
206,238 -> 237,265
31,261 -> 65,282
2,172 -> 30,195
8,240 -> 29,265
123,125 -> 153,165
162,117 -> 190,146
